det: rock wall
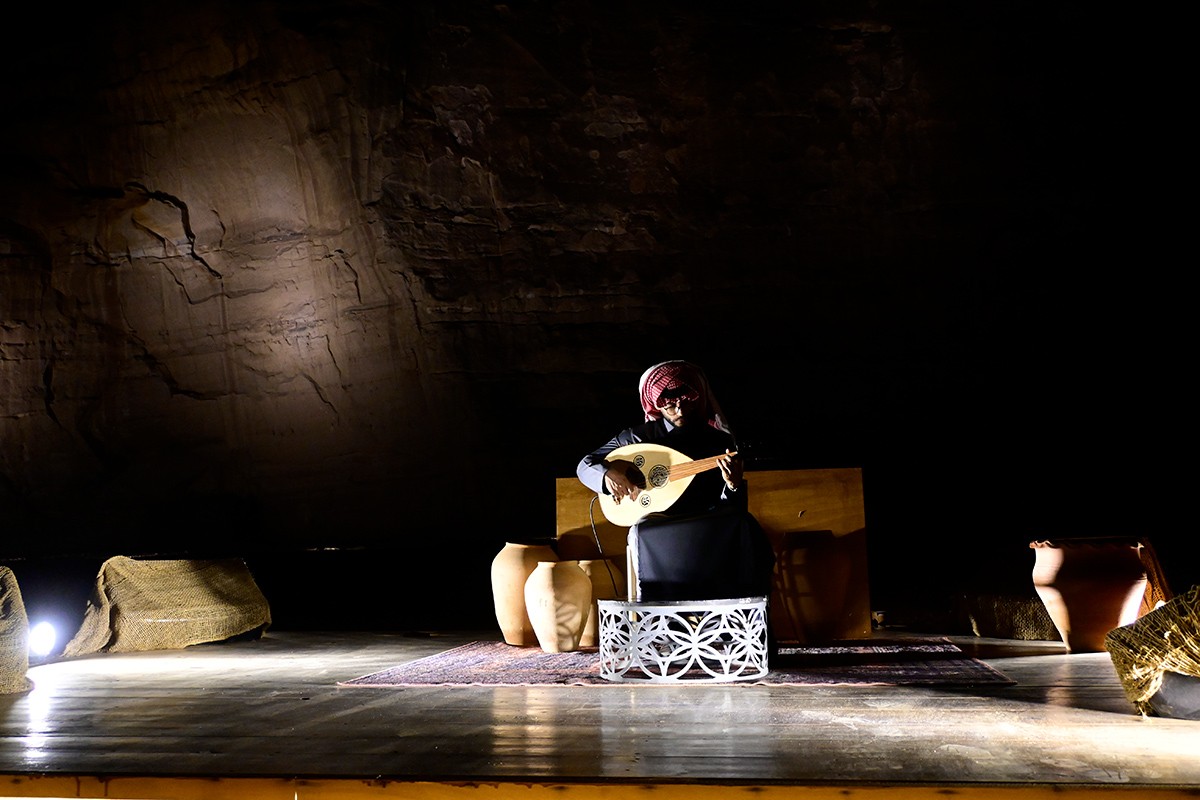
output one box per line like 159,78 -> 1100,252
1,1 -> 1182,626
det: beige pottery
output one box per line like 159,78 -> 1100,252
491,542 -> 557,646
577,558 -> 625,648
524,560 -> 591,653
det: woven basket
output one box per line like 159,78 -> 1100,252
0,567 -> 31,694
63,556 -> 271,656
1104,585 -> 1200,715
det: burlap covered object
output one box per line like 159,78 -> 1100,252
1104,584 -> 1200,716
0,566 -> 32,693
63,556 -> 271,657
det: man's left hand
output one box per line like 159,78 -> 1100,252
717,449 -> 743,491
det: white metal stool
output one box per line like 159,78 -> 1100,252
596,596 -> 769,683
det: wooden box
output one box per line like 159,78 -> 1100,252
555,467 -> 872,644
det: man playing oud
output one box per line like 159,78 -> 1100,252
576,360 -> 744,518
577,361 -> 774,605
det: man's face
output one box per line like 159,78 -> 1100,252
656,385 -> 698,427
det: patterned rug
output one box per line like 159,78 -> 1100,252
338,638 -> 1015,687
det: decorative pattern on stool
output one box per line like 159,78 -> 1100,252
597,596 -> 769,682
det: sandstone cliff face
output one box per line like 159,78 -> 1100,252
1,1 -> 1151,618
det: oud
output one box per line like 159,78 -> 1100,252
596,443 -> 737,527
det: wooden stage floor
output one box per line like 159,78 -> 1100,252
1,629 -> 1199,799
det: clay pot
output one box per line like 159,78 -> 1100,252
1030,537 -> 1148,652
491,542 -> 557,646
577,558 -> 625,648
524,560 -> 592,653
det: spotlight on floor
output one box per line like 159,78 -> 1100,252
29,621 -> 57,659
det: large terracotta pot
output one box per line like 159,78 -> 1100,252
491,542 -> 557,646
577,558 -> 625,648
1030,537 -> 1148,653
524,560 -> 592,653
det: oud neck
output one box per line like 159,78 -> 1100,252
668,451 -> 737,480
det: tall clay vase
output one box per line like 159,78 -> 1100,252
491,542 -> 557,646
1030,538 -> 1148,653
524,560 -> 592,653
577,558 -> 625,648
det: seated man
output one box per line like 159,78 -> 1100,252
576,360 -> 774,602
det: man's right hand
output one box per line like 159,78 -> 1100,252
603,459 -> 641,504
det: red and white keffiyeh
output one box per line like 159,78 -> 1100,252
637,360 -> 731,434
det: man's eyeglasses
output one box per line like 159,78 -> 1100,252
656,387 -> 697,409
